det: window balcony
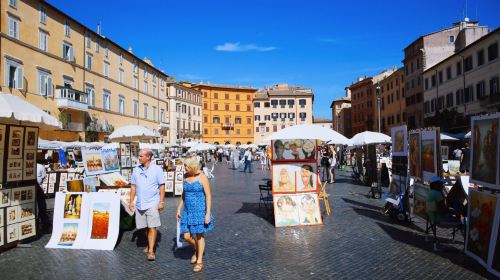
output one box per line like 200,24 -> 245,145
221,123 -> 234,130
479,94 -> 500,108
60,122 -> 84,132
56,86 -> 88,111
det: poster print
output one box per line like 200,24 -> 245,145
6,170 -> 22,182
421,130 -> 437,183
82,148 -> 104,176
465,190 -> 498,266
8,126 -> 24,159
18,202 -> 35,222
23,149 -> 36,180
58,223 -> 79,246
273,194 -> 300,227
6,206 -> 19,225
18,219 -> 36,240
297,193 -> 322,225
24,127 -> 38,150
175,172 -> 184,183
409,132 -> 421,179
7,224 -> 18,243
102,149 -> 120,172
391,125 -> 408,157
48,173 -> 57,184
174,183 -> 183,196
10,186 -> 35,206
272,164 -> 298,193
296,163 -> 318,192
470,114 -> 500,189
90,203 -> 110,239
83,176 -> 100,192
7,159 -> 23,170
165,181 -> 174,193
167,172 -> 174,180
272,139 -> 317,161
59,173 -> 68,188
64,194 -> 83,219
0,189 -> 11,208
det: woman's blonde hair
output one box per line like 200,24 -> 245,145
183,155 -> 201,174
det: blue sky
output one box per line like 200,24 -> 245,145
49,0 -> 499,119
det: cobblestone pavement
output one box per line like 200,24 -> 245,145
0,164 -> 497,279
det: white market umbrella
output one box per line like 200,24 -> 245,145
465,131 -> 471,139
223,144 -> 236,149
257,140 -> 270,146
187,143 -> 215,153
102,142 -> 119,150
264,124 -> 350,144
38,139 -> 61,150
440,133 -> 459,141
181,141 -> 199,148
109,125 -> 158,142
350,131 -> 391,146
0,93 -> 61,130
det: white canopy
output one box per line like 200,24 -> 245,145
223,144 -> 236,149
440,133 -> 459,141
264,124 -> 350,145
140,143 -> 166,150
109,125 -> 159,142
187,143 -> 216,153
465,131 -> 471,138
182,141 -> 200,148
102,142 -> 119,150
350,131 -> 391,146
240,144 -> 258,149
0,93 -> 61,130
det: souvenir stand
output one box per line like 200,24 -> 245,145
0,93 -> 61,251
464,113 -> 500,277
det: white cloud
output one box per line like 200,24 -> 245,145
215,42 -> 276,52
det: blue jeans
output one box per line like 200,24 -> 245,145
244,160 -> 252,172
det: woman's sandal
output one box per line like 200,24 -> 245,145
147,252 -> 156,261
190,254 -> 197,264
193,262 -> 203,272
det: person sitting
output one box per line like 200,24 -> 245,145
380,163 -> 390,188
426,176 -> 447,225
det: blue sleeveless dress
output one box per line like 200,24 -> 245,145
180,178 -> 214,234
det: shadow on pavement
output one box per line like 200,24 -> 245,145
235,202 -> 274,225
342,197 -> 384,211
129,230 -> 162,250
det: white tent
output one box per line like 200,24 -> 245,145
0,93 -> 61,130
440,133 -> 459,141
181,141 -> 200,148
264,124 -> 350,144
350,131 -> 391,146
187,143 -> 216,153
223,144 -> 236,149
109,125 -> 159,142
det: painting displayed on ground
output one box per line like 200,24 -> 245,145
421,130 -> 438,183
274,194 -> 300,227
101,149 -> 120,172
272,164 -> 298,193
64,194 -> 82,219
90,203 -> 110,239
272,139 -> 317,161
470,114 -> 500,189
58,223 -> 79,246
297,193 -> 322,225
413,184 -> 429,220
409,132 -> 421,179
391,126 -> 408,157
465,189 -> 498,266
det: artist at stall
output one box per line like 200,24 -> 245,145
129,148 -> 165,261
36,156 -> 50,233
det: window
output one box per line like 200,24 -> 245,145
8,15 -> 19,39
254,102 -> 260,108
144,82 -> 148,94
143,66 -> 148,78
264,102 -> 270,108
39,30 -> 48,51
446,66 -> 452,80
236,94 -> 240,100
431,75 -> 436,87
203,103 -> 207,110
456,61 -> 462,75
455,89 -> 464,105
103,90 -> 111,110
273,125 -> 277,132
247,95 -> 251,101
119,52 -> 123,65
40,6 -> 47,24
449,35 -> 455,43
152,85 -> 157,97
255,115 -> 261,121
279,100 -> 286,108
488,43 -> 498,61
416,59 -> 420,70
204,128 -> 208,135
85,53 -> 93,70
214,104 -> 219,110
104,43 -> 109,58
152,106 -> 157,121
143,103 -> 148,119
213,116 -> 220,124
64,19 -> 70,37
438,71 -> 443,84
247,117 -> 251,124
476,81 -> 486,99
118,95 -> 125,114
214,92 -> 218,99
464,85 -> 474,103
62,42 -> 74,62
95,38 -> 99,52
86,33 -> 91,48
235,104 -> 240,111
235,117 -> 242,124
85,84 -> 95,107
464,56 -> 473,72
288,113 -> 295,119
4,59 -> 23,89
425,78 -> 429,90
271,100 -> 278,108
225,104 -> 229,111
477,50 -> 485,66
133,100 -> 138,117
299,99 -> 306,108
119,69 -> 124,83
288,99 -> 295,107
299,112 -> 307,120
37,70 -> 52,96
490,77 -> 499,96
246,104 -> 251,111
133,60 -> 138,73
160,109 -> 165,123
446,93 -> 454,107
9,0 -> 17,9
103,62 -> 110,77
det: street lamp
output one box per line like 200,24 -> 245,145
376,83 -> 381,133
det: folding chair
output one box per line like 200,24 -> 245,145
318,181 -> 331,216
259,183 -> 273,212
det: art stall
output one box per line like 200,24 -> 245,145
464,113 -> 500,277
0,93 -> 61,251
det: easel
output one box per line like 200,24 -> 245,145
318,181 -> 331,215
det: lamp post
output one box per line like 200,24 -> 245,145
376,83 -> 381,133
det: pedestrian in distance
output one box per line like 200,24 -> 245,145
243,148 -> 253,173
129,148 -> 165,261
177,155 -> 214,273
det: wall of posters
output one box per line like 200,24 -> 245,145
421,130 -> 438,183
470,114 -> 500,189
409,132 -> 421,179
272,139 -> 317,161
391,125 -> 408,157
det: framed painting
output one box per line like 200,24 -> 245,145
6,224 -> 18,243
174,183 -> 183,196
470,114 -> 500,189
59,173 -> 68,188
8,126 -> 24,159
11,186 -> 35,206
296,163 -> 318,192
6,170 -> 22,182
18,202 -> 35,222
82,148 -> 104,176
409,132 -> 421,179
273,194 -> 300,227
6,206 -> 19,225
175,172 -> 184,183
0,124 -> 6,150
421,130 -> 438,183
101,149 -> 120,172
391,125 -> 408,157
48,173 -> 57,184
24,127 -> 38,150
0,226 -> 3,246
0,189 -> 11,208
413,184 -> 429,220
167,172 -> 174,181
23,149 -> 37,180
7,159 -> 23,170
272,164 -> 298,194
272,139 -> 317,162
489,201 -> 500,277
297,193 -> 322,225
18,219 -> 36,240
165,181 -> 174,193
0,209 -> 3,226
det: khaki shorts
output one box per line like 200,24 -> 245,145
135,207 -> 161,229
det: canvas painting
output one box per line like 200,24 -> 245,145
18,219 -> 36,240
409,132 -> 421,179
58,223 -> 79,246
297,193 -> 322,225
0,189 -> 11,208
466,190 -> 498,265
8,126 -> 24,159
18,203 -> 35,222
83,176 -> 100,192
421,130 -> 438,182
413,184 -> 429,220
391,126 -> 408,157
82,148 -> 104,176
165,181 -> 174,192
274,194 -> 300,227
7,224 -> 18,243
24,127 -> 38,150
6,206 -> 19,225
272,139 -> 316,161
470,115 -> 499,188
272,164 -> 298,193
296,163 -> 318,192
174,183 -> 183,196
64,194 -> 83,219
90,203 -> 110,239
101,149 -> 120,172
99,172 -> 128,187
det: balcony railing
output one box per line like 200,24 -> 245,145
60,122 -> 84,132
479,94 -> 500,108
56,86 -> 88,111
221,123 -> 234,130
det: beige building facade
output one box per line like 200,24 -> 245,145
166,82 -> 202,145
377,67 -> 406,135
253,84 -> 313,144
0,0 -> 171,142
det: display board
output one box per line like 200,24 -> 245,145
46,192 -> 120,250
391,125 -> 408,157
470,114 -> 500,190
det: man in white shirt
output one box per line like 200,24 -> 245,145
36,158 -> 50,232
243,148 -> 253,173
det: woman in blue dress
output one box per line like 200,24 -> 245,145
176,155 -> 214,272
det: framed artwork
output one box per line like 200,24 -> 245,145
41,182 -> 48,194
470,114 -> 500,189
175,172 -> 184,183
101,149 -> 120,172
413,184 -> 429,220
23,149 -> 37,180
272,139 -> 317,161
6,206 -> 19,225
8,126 -> 24,159
273,194 -> 300,227
0,124 -> 6,149
120,143 -> 130,156
68,173 -> 75,181
409,132 -> 421,179
48,173 -> 57,184
391,125 -> 408,157
465,189 -> 498,266
82,148 -> 104,176
18,202 -> 35,222
59,173 -> 68,188
0,226 -> 3,246
272,164 -> 298,193
175,165 -> 183,172
90,202 -> 111,239
11,186 -> 35,206
441,146 -> 449,161
130,142 -> 139,157
0,189 -> 11,208
448,160 -> 460,175
48,183 -> 55,194
421,130 -> 438,183
7,159 -> 23,170
57,223 -> 79,247
174,183 -> 183,196
0,150 -> 4,182
24,127 -> 38,150
297,193 -> 322,225
99,172 -> 128,187
64,194 -> 83,219
6,170 -> 22,182
296,163 -> 318,192
0,209 -> 3,225
131,156 -> 139,167
167,172 -> 174,180
7,224 -> 18,243
165,181 -> 174,193
18,219 -> 36,240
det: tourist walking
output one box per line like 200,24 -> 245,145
460,142 -> 470,173
177,155 -> 214,272
129,148 -> 165,261
231,149 -> 240,170
243,148 -> 253,173
329,145 -> 336,183
453,147 -> 462,160
320,149 -> 331,183
260,150 -> 267,170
